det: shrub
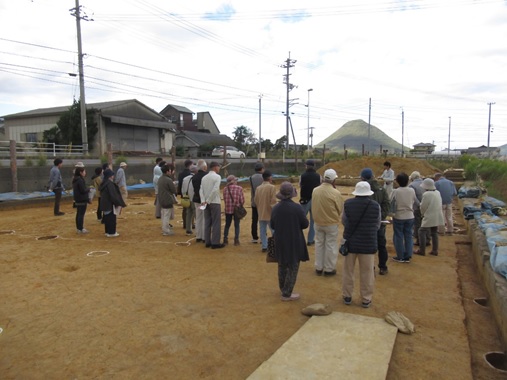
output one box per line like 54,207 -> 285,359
37,154 -> 47,167
114,156 -> 127,166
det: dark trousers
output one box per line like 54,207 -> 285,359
377,224 -> 388,269
103,212 -> 117,235
278,262 -> 300,297
96,197 -> 102,220
75,204 -> 87,230
53,188 -> 62,214
251,206 -> 259,240
224,213 -> 240,241
182,206 -> 187,228
204,203 -> 221,245
419,226 -> 439,254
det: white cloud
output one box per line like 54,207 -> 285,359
0,0 -> 506,151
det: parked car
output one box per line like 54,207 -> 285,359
211,146 -> 245,159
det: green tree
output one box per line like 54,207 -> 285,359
232,125 -> 256,148
53,99 -> 98,149
260,138 -> 274,152
42,126 -> 62,144
274,136 -> 288,152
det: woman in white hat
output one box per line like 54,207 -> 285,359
414,178 -> 444,256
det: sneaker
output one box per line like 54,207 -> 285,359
379,267 -> 388,275
315,269 -> 323,276
362,300 -> 372,308
430,251 -> 439,256
211,244 -> 225,249
196,238 -> 203,243
281,293 -> 300,302
392,257 -> 405,263
54,212 -> 65,216
404,258 -> 411,263
77,229 -> 89,234
186,231 -> 193,236
106,232 -> 120,238
262,248 -> 268,252
162,231 -> 175,236
343,296 -> 352,305
307,241 -> 315,246
414,249 -> 425,256
323,270 -> 337,277
251,239 -> 259,243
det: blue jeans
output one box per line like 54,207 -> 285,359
393,218 -> 414,260
300,200 -> 315,243
259,220 -> 273,249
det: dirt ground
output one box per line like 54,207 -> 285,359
1,157 -> 506,379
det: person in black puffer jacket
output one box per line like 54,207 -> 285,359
341,181 -> 381,308
99,169 -> 127,237
72,166 -> 90,234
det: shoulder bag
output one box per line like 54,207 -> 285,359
227,185 -> 247,219
180,179 -> 191,208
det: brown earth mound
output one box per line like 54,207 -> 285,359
318,157 -> 441,179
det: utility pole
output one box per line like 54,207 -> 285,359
401,108 -> 404,157
487,102 -> 495,159
258,94 -> 263,159
368,98 -> 371,155
448,116 -> 451,157
306,88 -> 313,156
70,0 -> 93,155
280,53 -> 297,151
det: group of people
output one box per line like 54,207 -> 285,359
50,156 -> 457,307
48,158 -> 128,237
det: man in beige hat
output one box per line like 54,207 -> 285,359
311,168 -> 344,277
115,162 -> 128,200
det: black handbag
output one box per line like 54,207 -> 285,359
266,236 -> 277,263
227,186 -> 247,219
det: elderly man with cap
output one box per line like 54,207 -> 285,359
409,171 -> 429,247
299,159 -> 322,246
253,170 -> 277,253
361,168 -> 390,275
311,168 -> 344,276
115,162 -> 128,201
200,161 -> 224,249
178,159 -> 194,229
181,164 -> 198,236
270,182 -> 309,301
341,181 -> 381,308
223,174 -> 245,246
249,162 -> 265,243
434,172 -> 457,235
414,178 -> 444,256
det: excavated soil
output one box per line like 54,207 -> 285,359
0,157 -> 505,379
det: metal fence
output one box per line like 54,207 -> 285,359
0,141 -> 84,158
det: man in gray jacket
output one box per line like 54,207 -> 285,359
48,158 -> 65,216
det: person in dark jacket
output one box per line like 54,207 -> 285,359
299,159 -> 321,246
158,163 -> 177,236
270,181 -> 309,302
191,159 -> 208,243
341,181 -> 381,308
99,169 -> 127,237
361,168 -> 390,275
177,159 -> 193,228
72,166 -> 90,234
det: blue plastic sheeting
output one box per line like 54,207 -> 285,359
458,185 -> 481,199
0,191 -> 57,201
473,212 -> 507,279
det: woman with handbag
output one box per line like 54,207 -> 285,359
270,182 -> 309,302
223,175 -> 245,246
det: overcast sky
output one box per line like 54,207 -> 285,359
1,0 -> 506,152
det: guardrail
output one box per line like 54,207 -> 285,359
0,141 -> 84,158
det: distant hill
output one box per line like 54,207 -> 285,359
315,119 -> 403,154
